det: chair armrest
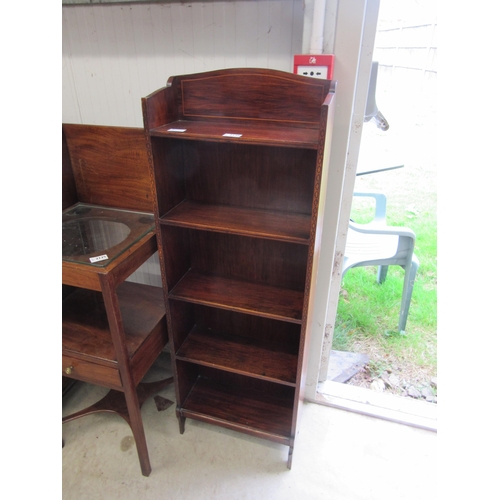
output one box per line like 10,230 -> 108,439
349,220 -> 416,240
353,191 -> 387,224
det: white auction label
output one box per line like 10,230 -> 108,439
90,254 -> 109,263
223,133 -> 242,138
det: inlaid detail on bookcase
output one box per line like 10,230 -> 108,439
299,92 -> 336,330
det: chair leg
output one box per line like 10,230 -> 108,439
398,255 -> 419,332
377,265 -> 388,283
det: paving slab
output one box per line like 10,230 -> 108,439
327,349 -> 369,383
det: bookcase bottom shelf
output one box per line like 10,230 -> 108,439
178,376 -> 294,445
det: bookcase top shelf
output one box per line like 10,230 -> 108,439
149,119 -> 321,149
143,67 -> 335,150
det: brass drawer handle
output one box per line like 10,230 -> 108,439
65,365 -> 74,375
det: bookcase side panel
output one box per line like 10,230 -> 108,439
150,138 -> 187,218
290,92 -> 337,439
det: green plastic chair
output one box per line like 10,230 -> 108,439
342,192 -> 419,332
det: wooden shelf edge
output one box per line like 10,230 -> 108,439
169,272 -> 304,324
175,355 -> 297,388
180,408 -> 292,446
160,200 -> 311,245
149,120 -> 319,149
175,327 -> 298,387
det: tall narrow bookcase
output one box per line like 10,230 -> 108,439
142,68 -> 335,468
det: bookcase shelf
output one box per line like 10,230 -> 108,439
181,374 -> 294,444
176,325 -> 298,386
169,271 -> 304,324
161,200 -> 311,244
142,68 -> 335,468
149,119 -> 321,149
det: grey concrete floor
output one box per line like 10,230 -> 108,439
62,352 -> 436,500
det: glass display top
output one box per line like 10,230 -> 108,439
62,203 -> 155,267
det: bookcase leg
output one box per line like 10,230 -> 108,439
176,409 -> 186,434
287,445 -> 294,470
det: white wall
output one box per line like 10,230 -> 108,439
62,0 -> 304,126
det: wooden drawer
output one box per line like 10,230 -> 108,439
62,354 -> 122,391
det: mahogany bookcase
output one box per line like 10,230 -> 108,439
142,68 -> 335,468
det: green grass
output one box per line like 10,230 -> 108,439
333,199 -> 437,375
